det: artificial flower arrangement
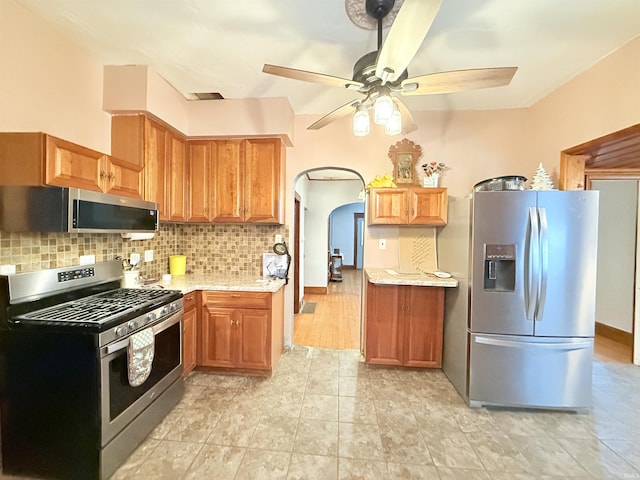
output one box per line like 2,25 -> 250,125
422,161 -> 449,177
365,173 -> 397,190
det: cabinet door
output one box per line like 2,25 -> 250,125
183,306 -> 197,376
104,156 -> 144,199
408,188 -> 447,225
368,188 -> 408,225
212,139 -> 244,223
45,136 -> 105,192
201,306 -> 235,368
236,309 -> 271,370
244,138 -> 282,223
365,282 -> 404,365
167,133 -> 187,221
187,141 -> 215,222
144,118 -> 168,220
403,286 -> 444,367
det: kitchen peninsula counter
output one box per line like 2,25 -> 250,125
365,268 -> 458,288
364,268 -> 455,368
154,275 -> 286,294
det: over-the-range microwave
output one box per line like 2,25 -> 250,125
0,186 -> 158,233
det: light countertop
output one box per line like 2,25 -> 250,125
144,274 -> 286,294
365,268 -> 458,287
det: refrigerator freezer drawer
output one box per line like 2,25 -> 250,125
468,333 -> 593,411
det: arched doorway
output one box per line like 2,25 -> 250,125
291,167 -> 365,350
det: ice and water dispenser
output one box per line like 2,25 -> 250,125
483,244 -> 516,291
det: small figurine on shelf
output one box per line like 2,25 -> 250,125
421,162 -> 449,188
530,163 -> 555,190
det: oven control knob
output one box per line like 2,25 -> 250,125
162,306 -> 169,315
170,302 -> 177,311
127,320 -> 139,330
147,312 -> 157,323
115,326 -> 128,337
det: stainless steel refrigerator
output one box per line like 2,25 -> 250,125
438,190 -> 599,411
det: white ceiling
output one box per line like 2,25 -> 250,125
17,0 -> 640,117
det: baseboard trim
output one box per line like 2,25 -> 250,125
305,287 -> 328,295
595,322 -> 634,347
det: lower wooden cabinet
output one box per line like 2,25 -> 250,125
198,289 -> 284,373
182,291 -> 198,376
364,281 -> 444,367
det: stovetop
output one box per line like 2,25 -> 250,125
16,288 -> 181,325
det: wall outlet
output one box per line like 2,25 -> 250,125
144,250 -> 154,262
79,254 -> 96,265
0,264 -> 16,275
378,239 -> 387,250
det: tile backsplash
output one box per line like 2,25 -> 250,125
0,223 -> 288,279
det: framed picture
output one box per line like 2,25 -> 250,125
389,138 -> 422,185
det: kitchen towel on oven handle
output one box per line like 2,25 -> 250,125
127,327 -> 155,387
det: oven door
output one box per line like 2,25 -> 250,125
100,310 -> 183,446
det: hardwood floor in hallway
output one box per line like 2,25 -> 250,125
294,269 -> 361,350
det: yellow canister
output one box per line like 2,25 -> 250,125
169,255 -> 186,275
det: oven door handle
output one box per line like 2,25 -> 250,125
105,310 -> 182,355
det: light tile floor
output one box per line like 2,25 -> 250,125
110,347 -> 640,480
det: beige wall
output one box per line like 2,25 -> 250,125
0,0 -> 111,153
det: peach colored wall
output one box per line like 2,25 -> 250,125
528,35 -> 640,171
0,0 -> 111,154
286,108 -> 533,269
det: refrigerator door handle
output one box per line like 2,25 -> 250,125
537,207 -> 549,319
474,336 -> 592,350
526,207 -> 540,320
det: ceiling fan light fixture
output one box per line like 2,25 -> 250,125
353,105 -> 370,136
384,104 -> 402,136
374,90 -> 394,125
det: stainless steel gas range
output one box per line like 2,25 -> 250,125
0,260 -> 184,480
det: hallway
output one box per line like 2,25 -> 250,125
293,269 -> 362,350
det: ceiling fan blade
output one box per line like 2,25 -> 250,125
394,99 -> 417,134
307,100 -> 361,130
401,67 -> 518,95
263,64 -> 363,90
375,0 -> 443,84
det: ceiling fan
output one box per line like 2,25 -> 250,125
262,0 -> 517,136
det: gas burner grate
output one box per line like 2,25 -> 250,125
18,288 -> 178,324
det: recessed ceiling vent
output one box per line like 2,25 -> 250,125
186,92 -> 225,101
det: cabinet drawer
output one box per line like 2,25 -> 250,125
202,291 -> 271,309
183,291 -> 197,312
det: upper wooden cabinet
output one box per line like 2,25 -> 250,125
111,114 -> 187,221
213,138 -> 284,224
186,140 -> 215,222
368,187 -> 447,226
0,132 -> 143,198
187,137 -> 285,224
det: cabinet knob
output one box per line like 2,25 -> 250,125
235,319 -> 239,326
230,319 -> 234,326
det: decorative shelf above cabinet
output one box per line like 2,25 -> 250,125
368,187 -> 447,226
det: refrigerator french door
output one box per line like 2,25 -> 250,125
440,190 -> 599,411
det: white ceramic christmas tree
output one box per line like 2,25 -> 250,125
530,163 -> 555,190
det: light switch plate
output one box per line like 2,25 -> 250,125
144,250 -> 154,262
378,239 -> 387,250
